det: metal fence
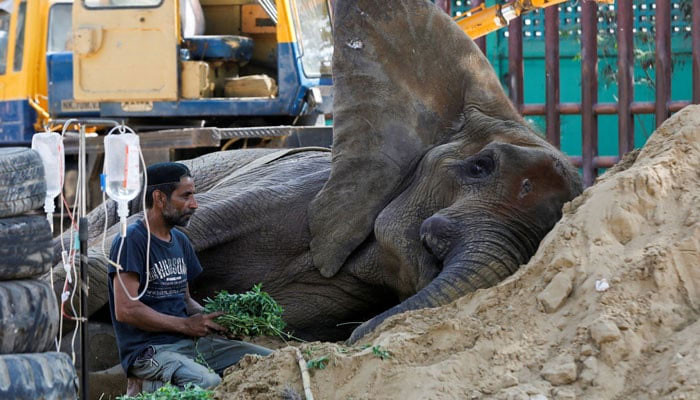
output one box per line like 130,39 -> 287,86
437,0 -> 700,186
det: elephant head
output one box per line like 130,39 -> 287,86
308,0 -> 582,342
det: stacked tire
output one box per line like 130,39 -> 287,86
0,148 -> 78,399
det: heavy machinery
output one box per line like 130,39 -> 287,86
454,0 -> 614,39
0,0 -> 333,155
0,0 -> 618,165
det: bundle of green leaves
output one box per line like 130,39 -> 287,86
203,283 -> 286,339
117,383 -> 212,400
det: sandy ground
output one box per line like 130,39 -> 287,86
214,105 -> 700,400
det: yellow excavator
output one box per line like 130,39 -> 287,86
456,0 -> 615,39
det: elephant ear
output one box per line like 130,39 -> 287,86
308,0 -> 521,277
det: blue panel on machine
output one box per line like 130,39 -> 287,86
0,100 -> 36,145
183,36 -> 254,62
47,52 -> 100,118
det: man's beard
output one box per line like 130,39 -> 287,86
162,206 -> 194,227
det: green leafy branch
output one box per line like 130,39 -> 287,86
116,383 -> 213,400
306,355 -> 330,370
372,345 -> 391,360
203,284 -> 291,340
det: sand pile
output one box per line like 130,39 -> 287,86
215,105 -> 700,400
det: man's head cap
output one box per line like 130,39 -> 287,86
146,162 -> 191,186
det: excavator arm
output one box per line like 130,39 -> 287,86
455,0 -> 614,39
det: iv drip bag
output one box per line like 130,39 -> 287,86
31,131 -> 64,232
104,133 -> 142,236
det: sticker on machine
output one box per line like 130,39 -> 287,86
61,100 -> 99,112
121,101 -> 154,112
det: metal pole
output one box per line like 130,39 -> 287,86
692,0 -> 700,104
521,100 -> 691,115
79,218 -> 88,399
79,124 -> 89,400
508,17 -> 524,111
435,0 -> 450,15
655,0 -> 671,127
545,4 -> 560,149
581,1 -> 598,186
617,0 -> 634,156
581,0 -> 598,187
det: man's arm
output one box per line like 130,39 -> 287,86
112,272 -> 224,337
185,284 -> 204,316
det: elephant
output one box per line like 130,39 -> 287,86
51,0 -> 582,344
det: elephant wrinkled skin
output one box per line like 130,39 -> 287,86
53,0 -> 582,343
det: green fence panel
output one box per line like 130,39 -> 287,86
447,0 -> 693,158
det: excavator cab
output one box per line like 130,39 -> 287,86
46,0 -> 333,129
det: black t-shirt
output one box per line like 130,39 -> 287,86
107,219 -> 202,372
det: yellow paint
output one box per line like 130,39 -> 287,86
0,0 -> 50,110
276,0 -> 295,44
0,0 -> 60,128
456,0 -> 614,39
34,1 -> 53,119
28,96 -> 50,119
455,3 -> 506,40
175,0 -> 182,44
72,1 -> 179,101
0,0 -> 308,129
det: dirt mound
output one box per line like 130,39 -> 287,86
215,105 -> 700,400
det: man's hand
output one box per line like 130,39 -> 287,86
113,273 -> 225,337
182,312 -> 226,337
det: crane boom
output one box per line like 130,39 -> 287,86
455,0 -> 614,39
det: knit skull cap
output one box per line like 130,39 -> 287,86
146,162 -> 191,186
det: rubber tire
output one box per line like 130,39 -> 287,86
0,352 -> 78,399
0,147 -> 46,218
0,215 -> 53,280
0,280 -> 59,354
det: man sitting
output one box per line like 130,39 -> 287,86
108,162 -> 271,392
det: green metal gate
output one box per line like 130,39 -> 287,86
439,0 -> 696,185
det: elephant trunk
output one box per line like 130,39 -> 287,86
348,217 -> 540,343
414,215 -> 540,304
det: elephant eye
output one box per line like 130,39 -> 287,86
464,156 -> 494,179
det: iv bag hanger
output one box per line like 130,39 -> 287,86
46,117 -> 130,400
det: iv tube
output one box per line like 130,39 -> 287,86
31,131 -> 64,232
104,126 -> 142,236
